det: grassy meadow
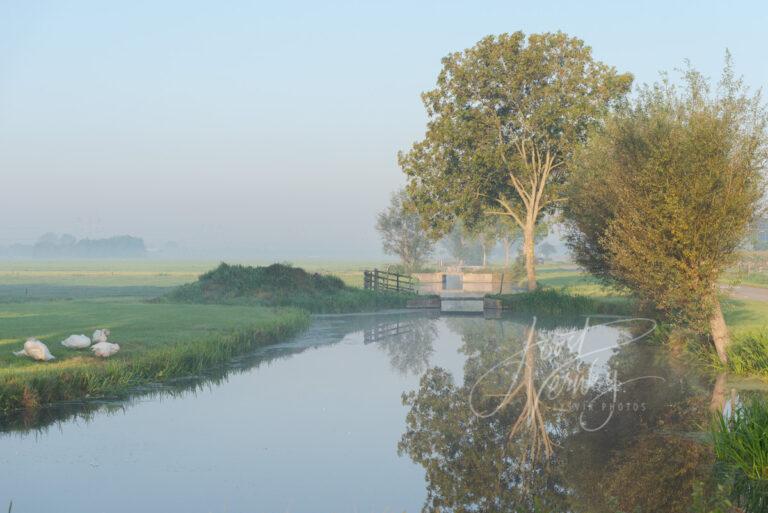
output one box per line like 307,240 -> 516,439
534,264 -> 768,337
0,259 -> 390,414
2,259 -> 767,415
0,259 -> 378,289
0,299 -> 308,413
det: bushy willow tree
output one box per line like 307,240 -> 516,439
399,32 -> 632,290
566,60 -> 767,363
376,189 -> 435,272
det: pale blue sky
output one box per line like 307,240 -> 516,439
1,0 -> 766,258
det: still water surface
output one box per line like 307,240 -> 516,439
0,312 -> 741,512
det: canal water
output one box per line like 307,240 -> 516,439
0,312 -> 753,512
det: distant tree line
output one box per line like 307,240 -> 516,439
0,233 -> 147,258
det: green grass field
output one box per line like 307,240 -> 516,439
723,271 -> 768,289
0,260 -> 382,303
1,260 -> 766,414
526,264 -> 768,337
0,260 -> 399,414
0,299 -> 308,413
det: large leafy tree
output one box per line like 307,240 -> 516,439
399,32 -> 632,290
566,60 -> 767,363
376,189 -> 435,272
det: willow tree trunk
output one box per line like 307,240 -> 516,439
523,222 -> 537,291
709,299 -> 730,364
709,373 -> 727,413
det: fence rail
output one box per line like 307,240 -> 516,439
363,269 -> 414,294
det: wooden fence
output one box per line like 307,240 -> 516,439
363,269 -> 414,294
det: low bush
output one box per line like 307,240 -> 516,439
165,262 -> 411,313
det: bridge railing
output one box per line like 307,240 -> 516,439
363,269 -> 414,294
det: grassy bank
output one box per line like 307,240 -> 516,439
164,262 -> 410,313
489,288 -> 634,316
0,300 -> 309,413
533,267 -> 768,378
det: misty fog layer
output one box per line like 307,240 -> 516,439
1,1 -> 765,259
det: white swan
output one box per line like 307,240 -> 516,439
92,329 -> 110,343
61,334 -> 91,349
13,338 -> 56,361
91,341 -> 120,358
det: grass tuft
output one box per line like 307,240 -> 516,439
724,332 -> 768,378
712,398 -> 768,512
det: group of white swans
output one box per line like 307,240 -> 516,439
13,329 -> 121,361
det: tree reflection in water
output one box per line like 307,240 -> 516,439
399,316 -> 720,513
366,315 -> 439,376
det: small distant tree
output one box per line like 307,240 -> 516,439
399,32 -> 632,290
566,59 -> 767,363
471,216 -> 509,267
376,190 -> 434,272
537,242 -> 556,261
442,221 -> 482,266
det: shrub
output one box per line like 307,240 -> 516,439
165,263 -> 410,313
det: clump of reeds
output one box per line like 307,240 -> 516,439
712,398 -> 768,512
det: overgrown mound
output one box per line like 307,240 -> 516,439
166,263 -> 407,313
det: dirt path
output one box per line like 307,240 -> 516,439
721,284 -> 768,302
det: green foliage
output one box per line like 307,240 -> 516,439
400,31 -> 632,236
491,287 -> 633,316
689,482 -> 734,513
166,262 -> 409,313
441,220 -> 484,265
375,189 -> 434,271
400,31 -> 631,291
566,58 -> 767,333
712,398 -> 768,512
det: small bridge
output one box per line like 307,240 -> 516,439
364,269 -> 506,314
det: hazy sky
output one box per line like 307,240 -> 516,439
1,0 -> 766,258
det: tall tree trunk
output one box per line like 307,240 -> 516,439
523,221 -> 537,291
482,246 -> 487,267
709,299 -> 730,364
